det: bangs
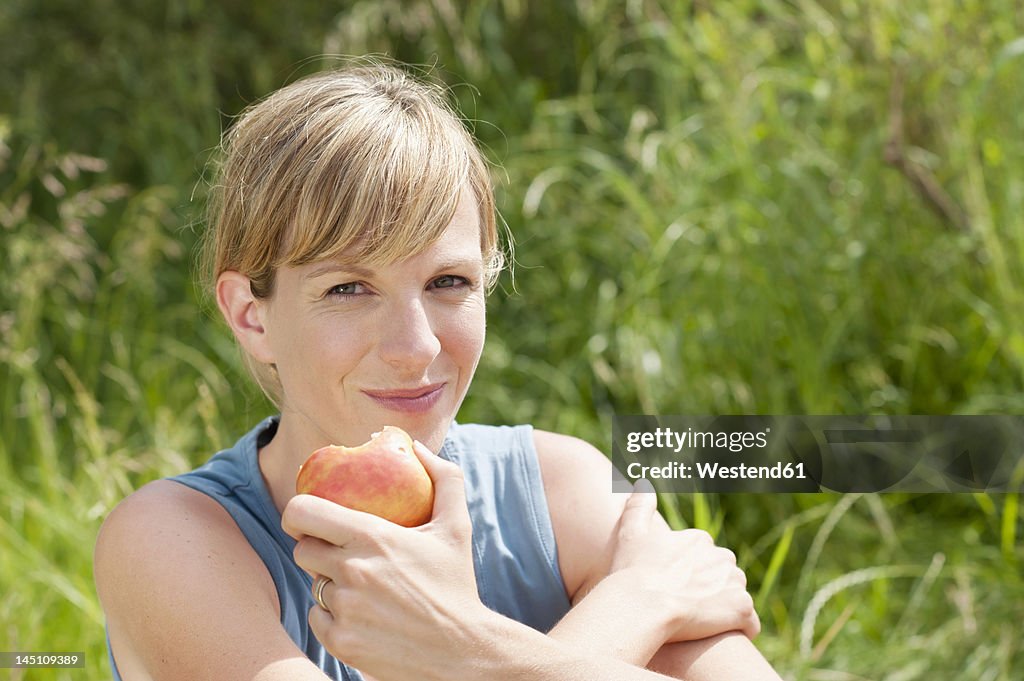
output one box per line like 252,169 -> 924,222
209,63 -> 502,307
274,94 -> 475,270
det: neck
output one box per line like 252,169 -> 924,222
256,414 -> 321,516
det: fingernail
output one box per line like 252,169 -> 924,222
635,478 -> 655,493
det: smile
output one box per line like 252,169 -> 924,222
362,384 -> 446,414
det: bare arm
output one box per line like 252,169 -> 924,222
283,441 -> 782,681
94,481 -> 331,681
535,430 -> 783,680
547,490 -> 758,665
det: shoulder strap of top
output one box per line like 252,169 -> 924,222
440,422 -> 571,632
159,416 -> 359,680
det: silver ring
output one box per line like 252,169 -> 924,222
312,575 -> 332,613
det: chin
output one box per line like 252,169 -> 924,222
416,416 -> 460,451
408,420 -> 454,452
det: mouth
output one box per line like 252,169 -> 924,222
362,383 -> 447,414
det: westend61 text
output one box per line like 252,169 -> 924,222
627,461 -> 808,480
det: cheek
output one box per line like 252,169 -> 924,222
274,313 -> 367,380
316,319 -> 372,368
445,299 -> 487,365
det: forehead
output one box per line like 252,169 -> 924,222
426,189 -> 482,255
299,190 -> 483,279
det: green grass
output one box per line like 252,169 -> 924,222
2,1 -> 1023,679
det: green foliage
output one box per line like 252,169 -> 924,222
2,1 -> 1022,679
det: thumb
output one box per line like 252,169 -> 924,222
412,440 -> 469,524
617,478 -> 658,539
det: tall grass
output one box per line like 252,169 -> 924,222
2,1 -> 1022,679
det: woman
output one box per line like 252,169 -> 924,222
94,60 -> 781,680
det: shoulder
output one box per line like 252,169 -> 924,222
531,430 -> 629,603
94,480 -> 319,679
532,430 -> 616,492
94,480 -> 277,602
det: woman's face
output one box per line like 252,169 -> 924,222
258,192 -> 487,453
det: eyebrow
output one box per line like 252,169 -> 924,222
304,257 -> 484,281
304,261 -> 374,280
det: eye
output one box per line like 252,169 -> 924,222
429,275 -> 470,290
326,282 -> 365,296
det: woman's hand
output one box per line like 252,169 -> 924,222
606,481 -> 760,643
281,441 -> 493,680
547,480 -> 761,670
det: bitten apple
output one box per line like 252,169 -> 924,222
295,426 -> 435,527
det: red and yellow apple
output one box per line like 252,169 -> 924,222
295,426 -> 435,527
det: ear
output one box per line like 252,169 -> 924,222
216,271 -> 276,364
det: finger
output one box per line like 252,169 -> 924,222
721,590 -> 760,640
719,590 -> 760,640
744,613 -> 761,640
679,528 -> 715,545
617,478 -> 658,538
282,493 -> 389,547
672,591 -> 759,643
732,565 -> 748,588
292,535 -> 341,579
411,439 -> 469,524
308,599 -> 336,647
735,589 -> 760,639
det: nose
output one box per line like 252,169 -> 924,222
377,296 -> 442,372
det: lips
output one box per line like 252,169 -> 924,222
362,383 -> 446,414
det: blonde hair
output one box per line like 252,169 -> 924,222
201,61 -> 502,404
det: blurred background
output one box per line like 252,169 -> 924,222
1,1 -> 1022,678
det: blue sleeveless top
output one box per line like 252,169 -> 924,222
106,416 -> 571,679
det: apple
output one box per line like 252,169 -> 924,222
295,426 -> 435,527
